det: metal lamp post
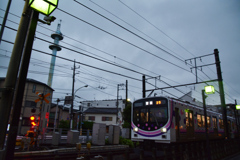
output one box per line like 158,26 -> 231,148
202,85 -> 215,160
0,0 -> 59,159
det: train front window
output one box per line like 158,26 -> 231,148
133,98 -> 168,131
140,108 -> 148,123
149,107 -> 168,124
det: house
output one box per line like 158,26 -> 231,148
49,103 -> 79,129
0,77 -> 54,135
81,99 -> 127,126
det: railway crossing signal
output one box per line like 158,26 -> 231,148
34,92 -> 50,104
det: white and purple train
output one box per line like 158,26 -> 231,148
131,96 -> 237,144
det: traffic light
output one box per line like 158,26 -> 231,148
30,115 -> 36,126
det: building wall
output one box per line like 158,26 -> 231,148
82,99 -> 126,112
0,78 -> 53,135
84,113 -> 117,126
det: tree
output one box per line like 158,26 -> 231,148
58,120 -> 70,129
122,102 -> 131,128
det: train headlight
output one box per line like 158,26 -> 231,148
161,127 -> 167,132
133,127 -> 138,132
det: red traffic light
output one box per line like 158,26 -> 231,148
30,116 -> 35,121
31,122 -> 37,126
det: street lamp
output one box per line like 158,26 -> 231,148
236,105 -> 240,110
202,85 -> 215,160
29,0 -> 58,16
70,85 -> 88,130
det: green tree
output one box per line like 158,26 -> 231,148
122,102 -> 131,128
81,121 -> 94,130
58,120 -> 70,129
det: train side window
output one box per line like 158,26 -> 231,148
197,114 -> 202,127
202,115 -> 205,127
185,112 -> 189,127
212,116 -> 217,129
207,116 -> 211,128
219,119 -> 224,129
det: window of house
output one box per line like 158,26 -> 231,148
102,117 -> 112,121
25,101 -> 37,108
88,116 -> 95,121
32,84 -> 36,93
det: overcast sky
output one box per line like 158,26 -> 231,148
0,0 -> 240,108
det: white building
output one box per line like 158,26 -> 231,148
81,99 -> 127,127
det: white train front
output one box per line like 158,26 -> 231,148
131,96 -> 237,144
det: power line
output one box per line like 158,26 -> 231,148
56,7 -> 191,73
74,0 -> 187,64
118,0 -> 196,58
88,0 -> 186,61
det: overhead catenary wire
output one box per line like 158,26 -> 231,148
56,7 -> 191,73
88,0 -> 186,61
74,0 -> 187,64
118,0 -> 196,58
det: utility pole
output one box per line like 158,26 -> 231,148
214,49 -> 228,139
54,98 -> 60,132
0,0 -> 31,157
125,80 -> 128,109
70,60 -> 76,130
116,83 -> 124,125
142,75 -> 146,98
70,60 -> 79,130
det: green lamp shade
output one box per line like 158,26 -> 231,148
29,0 -> 58,16
236,105 -> 240,110
205,85 -> 215,94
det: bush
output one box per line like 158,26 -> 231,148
58,120 -> 69,129
81,121 -> 94,130
119,136 -> 134,148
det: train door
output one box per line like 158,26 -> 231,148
175,108 -> 180,140
212,116 -> 218,136
186,110 -> 194,138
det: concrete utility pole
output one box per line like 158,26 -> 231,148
116,83 -> 124,124
142,75 -> 146,98
54,99 -> 60,132
125,80 -> 128,109
214,49 -> 228,139
0,0 -> 31,157
70,60 -> 79,130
